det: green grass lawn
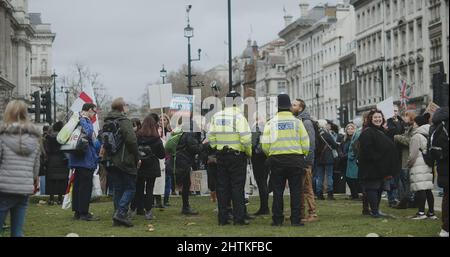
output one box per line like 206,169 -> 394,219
5,195 -> 442,237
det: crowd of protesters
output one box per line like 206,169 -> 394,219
0,96 -> 448,237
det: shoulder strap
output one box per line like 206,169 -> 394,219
319,130 -> 334,151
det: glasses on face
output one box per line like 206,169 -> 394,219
91,109 -> 97,114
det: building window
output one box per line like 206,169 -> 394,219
418,63 -> 423,88
393,0 -> 398,19
386,31 -> 392,58
386,2 -> 391,22
409,23 -> 414,51
409,65 -> 415,94
417,19 -> 422,49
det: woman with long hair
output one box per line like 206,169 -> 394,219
0,100 -> 41,237
130,115 -> 165,220
160,113 -> 175,207
44,121 -> 69,205
341,123 -> 358,200
358,109 -> 397,218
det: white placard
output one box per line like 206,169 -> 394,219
376,96 -> 395,119
148,83 -> 173,109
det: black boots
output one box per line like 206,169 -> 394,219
181,207 -> 199,215
327,192 -> 336,200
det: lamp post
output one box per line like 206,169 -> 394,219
185,5 -> 201,132
353,68 -> 360,115
160,65 -> 167,84
315,82 -> 320,119
228,0 -> 232,93
51,71 -> 57,123
60,86 -> 70,117
184,5 -> 201,95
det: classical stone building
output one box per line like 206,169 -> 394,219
255,38 -> 287,117
322,4 -> 354,124
0,0 -> 54,118
232,39 -> 259,98
279,2 -> 335,119
339,41 -> 357,126
29,12 -> 56,92
383,0 -> 431,111
279,2 -> 355,123
1,0 -> 33,117
428,0 -> 449,107
351,0 -> 386,113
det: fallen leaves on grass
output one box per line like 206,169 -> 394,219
186,222 -> 196,226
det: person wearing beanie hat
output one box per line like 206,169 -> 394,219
407,113 -> 435,220
260,94 -> 310,226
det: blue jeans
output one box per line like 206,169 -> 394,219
164,174 -> 172,203
386,176 -> 399,204
0,193 -> 29,237
108,167 -> 136,216
39,176 -> 46,195
315,164 -> 334,194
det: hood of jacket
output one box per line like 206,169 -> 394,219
413,124 -> 431,136
0,123 -> 41,156
432,107 -> 449,124
105,110 -> 127,121
298,110 -> 312,121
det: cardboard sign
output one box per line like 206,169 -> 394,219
425,102 -> 440,115
376,97 -> 395,119
148,83 -> 173,109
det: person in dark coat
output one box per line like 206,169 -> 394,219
314,119 -> 339,200
385,104 -> 405,207
174,129 -> 204,215
358,109 -> 397,218
431,107 -> 449,237
130,115 -> 165,220
44,121 -> 69,205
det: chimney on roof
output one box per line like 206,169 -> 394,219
299,1 -> 309,18
284,13 -> 293,26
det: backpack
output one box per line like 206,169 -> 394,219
165,128 -> 184,156
421,121 -> 449,167
101,117 -> 125,155
418,133 -> 433,167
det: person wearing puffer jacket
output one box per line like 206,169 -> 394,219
407,114 -> 437,220
0,100 -> 41,237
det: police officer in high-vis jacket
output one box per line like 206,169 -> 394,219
208,91 -> 252,226
262,94 -> 310,226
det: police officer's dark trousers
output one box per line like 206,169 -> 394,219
270,165 -> 303,225
216,152 -> 247,224
251,153 -> 269,211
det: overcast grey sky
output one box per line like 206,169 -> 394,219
29,0 -> 338,104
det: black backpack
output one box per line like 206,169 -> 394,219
421,121 -> 449,167
101,118 -> 125,155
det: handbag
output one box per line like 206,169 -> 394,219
60,125 -> 89,156
319,131 -> 339,160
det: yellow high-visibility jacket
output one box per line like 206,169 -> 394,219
261,111 -> 310,157
207,107 -> 252,157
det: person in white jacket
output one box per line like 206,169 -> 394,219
407,114 -> 437,220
